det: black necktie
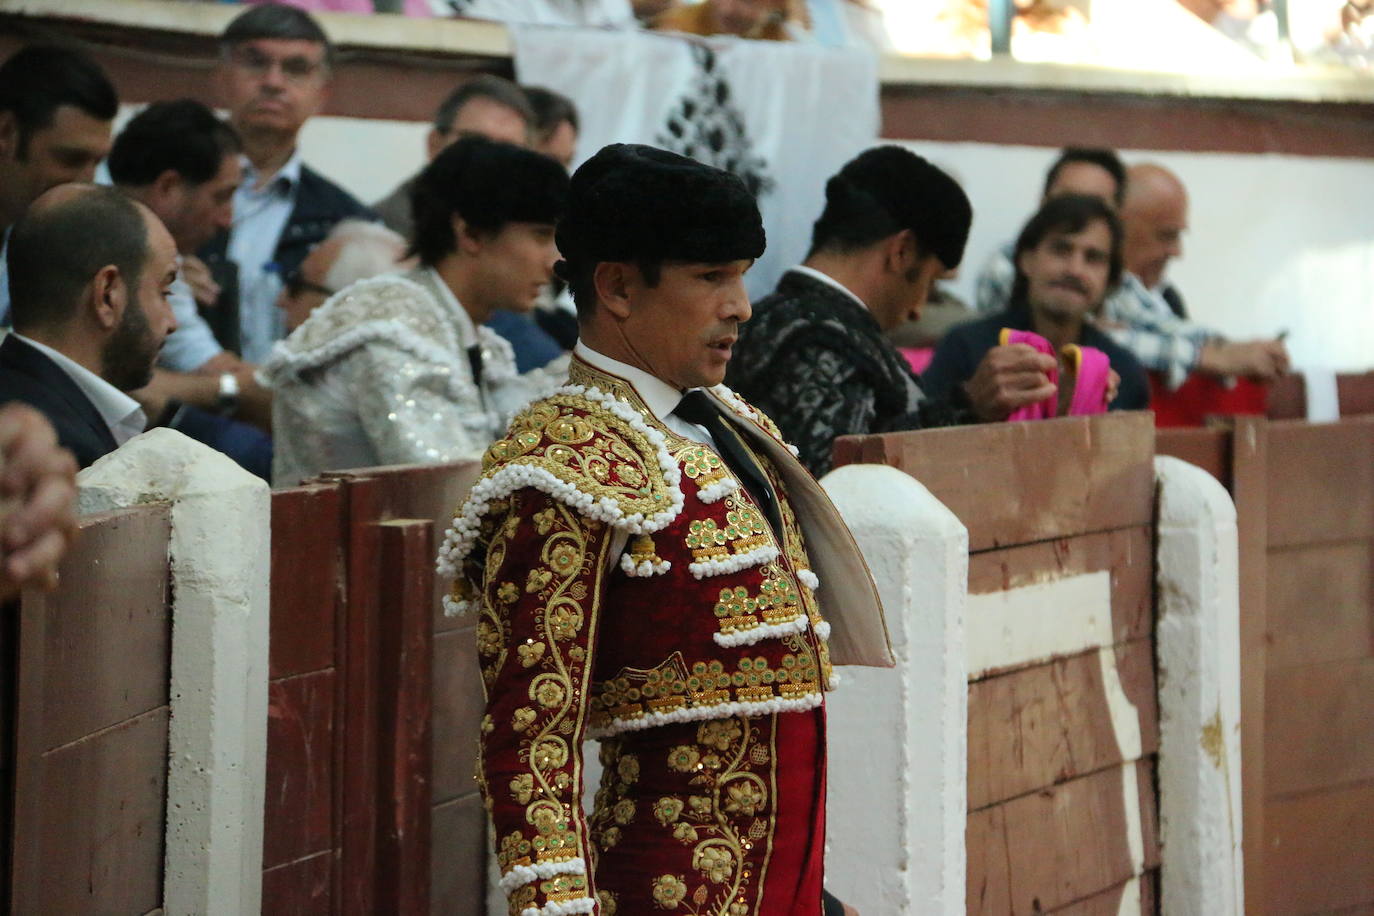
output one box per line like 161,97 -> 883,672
674,390 -> 783,539
467,344 -> 485,386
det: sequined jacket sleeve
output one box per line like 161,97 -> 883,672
337,341 -> 495,466
474,487 -> 614,916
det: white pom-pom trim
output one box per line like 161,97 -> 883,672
709,383 -> 803,457
713,613 -> 809,648
814,620 -> 832,641
797,568 -> 820,590
500,858 -> 587,894
519,897 -> 597,916
695,476 -> 739,504
589,690 -> 824,739
435,383 -> 685,576
828,672 -> 842,690
443,595 -> 475,618
619,553 -> 671,577
687,544 -> 779,580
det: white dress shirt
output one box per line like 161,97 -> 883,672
12,333 -> 146,446
229,151 -> 302,363
159,257 -> 228,372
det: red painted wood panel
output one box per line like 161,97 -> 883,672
375,519 -> 436,916
262,850 -> 333,916
1265,781 -> 1374,914
270,484 -> 346,679
264,669 -> 337,872
835,413 -> 1156,552
10,506 -> 172,914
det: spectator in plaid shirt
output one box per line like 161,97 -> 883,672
974,147 -> 1126,314
1097,163 -> 1289,389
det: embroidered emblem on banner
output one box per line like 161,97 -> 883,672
658,44 -> 775,198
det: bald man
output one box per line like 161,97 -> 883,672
1099,163 -> 1289,389
0,184 -> 178,467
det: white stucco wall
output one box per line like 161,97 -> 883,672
1153,455 -> 1245,915
821,464 -> 968,915
78,428 -> 272,916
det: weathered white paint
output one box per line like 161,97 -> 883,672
1116,875 -> 1143,916
966,571 -> 1113,678
1153,456 -> 1245,915
1121,761 -> 1147,877
78,429 -> 271,916
821,464 -> 967,916
1099,645 -> 1145,767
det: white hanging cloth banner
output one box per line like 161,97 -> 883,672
512,25 -> 880,298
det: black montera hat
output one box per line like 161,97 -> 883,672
555,144 -> 765,278
829,146 -> 972,269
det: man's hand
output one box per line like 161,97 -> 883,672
1199,338 -> 1290,381
963,343 -> 1058,422
1105,369 -> 1121,405
180,254 -> 221,309
0,404 -> 78,598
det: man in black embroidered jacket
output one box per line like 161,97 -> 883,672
728,146 -> 1059,477
196,3 -> 374,362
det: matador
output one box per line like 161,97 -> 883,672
440,144 -> 892,916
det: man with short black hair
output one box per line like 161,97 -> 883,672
262,136 -> 567,486
974,146 -> 1127,314
372,75 -> 535,238
445,142 -> 881,916
108,99 -> 245,375
200,2 -> 372,363
729,146 -> 1058,476
0,184 -> 178,467
923,194 -> 1149,412
0,44 -> 118,322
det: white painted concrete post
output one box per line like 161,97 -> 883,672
820,464 -> 968,916
78,428 -> 271,916
1154,456 -> 1244,915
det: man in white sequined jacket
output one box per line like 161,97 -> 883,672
261,137 -> 570,486
440,144 -> 893,916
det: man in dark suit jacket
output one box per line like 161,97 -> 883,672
1,184 -> 178,468
195,4 -> 373,362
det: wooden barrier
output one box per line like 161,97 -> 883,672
262,460 -> 482,916
1160,417 -> 1374,915
836,412 -> 1163,914
6,506 -> 173,913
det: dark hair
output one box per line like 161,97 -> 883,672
7,186 -> 149,332
221,2 -> 334,68
107,99 -> 241,188
0,45 -> 117,157
1042,147 -> 1127,207
1009,193 -> 1124,307
808,146 -> 971,270
522,86 -> 579,140
564,260 -> 663,320
408,135 -> 568,267
433,75 -> 534,137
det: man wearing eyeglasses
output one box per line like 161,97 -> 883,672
197,3 -> 374,365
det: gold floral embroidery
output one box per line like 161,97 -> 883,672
639,716 -> 776,915
651,874 -> 688,909
711,564 -> 804,635
592,651 -> 822,731
683,502 -> 769,562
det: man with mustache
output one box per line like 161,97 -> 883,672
922,193 -> 1149,412
0,184 -> 179,468
444,144 -> 881,916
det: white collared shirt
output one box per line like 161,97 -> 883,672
229,150 -> 304,363
13,333 -> 146,446
788,264 -> 869,312
572,341 -> 716,448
